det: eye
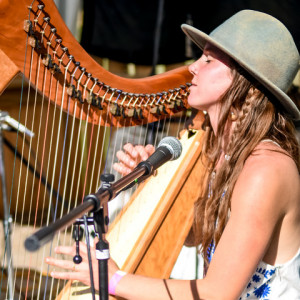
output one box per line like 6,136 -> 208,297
204,55 -> 211,63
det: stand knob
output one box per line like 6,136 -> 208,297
100,173 -> 115,183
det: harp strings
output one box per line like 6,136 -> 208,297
31,8 -> 70,298
43,51 -> 78,300
14,27 -> 39,300
4,4 -> 76,298
0,0 -> 191,299
25,16 -> 50,300
2,4 -> 34,299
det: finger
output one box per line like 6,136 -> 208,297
45,257 -> 74,270
77,241 -> 91,256
123,143 -> 138,158
145,144 -> 155,156
50,270 -> 83,281
134,145 -> 150,161
113,162 -> 132,176
73,242 -> 96,263
54,245 -> 76,256
116,150 -> 136,168
51,270 -> 92,288
52,243 -> 95,265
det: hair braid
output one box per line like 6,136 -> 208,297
190,68 -> 299,268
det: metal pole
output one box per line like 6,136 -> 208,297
0,124 -> 15,300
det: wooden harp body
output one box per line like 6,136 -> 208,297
0,0 -> 206,299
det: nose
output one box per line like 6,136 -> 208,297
188,61 -> 197,76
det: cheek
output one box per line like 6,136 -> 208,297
211,66 -> 232,88
187,68 -> 232,109
207,68 -> 232,100
187,85 -> 217,110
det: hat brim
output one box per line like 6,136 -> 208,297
182,24 -> 300,120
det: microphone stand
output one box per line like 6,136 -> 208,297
25,162 -> 153,300
72,201 -> 110,300
25,137 -> 181,299
94,174 -> 114,300
25,157 -> 155,251
94,206 -> 109,300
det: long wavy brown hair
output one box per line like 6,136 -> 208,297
188,67 -> 300,267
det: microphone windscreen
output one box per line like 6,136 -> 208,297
157,136 -> 182,160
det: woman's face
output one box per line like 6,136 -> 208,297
188,44 -> 233,118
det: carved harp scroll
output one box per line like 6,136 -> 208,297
0,0 -> 192,126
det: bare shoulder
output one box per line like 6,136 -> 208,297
232,141 -> 299,213
230,142 -> 300,263
245,142 -> 298,178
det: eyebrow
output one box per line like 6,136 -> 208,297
203,45 -> 218,57
205,42 -> 222,52
203,45 -> 233,67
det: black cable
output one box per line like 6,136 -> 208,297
84,215 -> 96,300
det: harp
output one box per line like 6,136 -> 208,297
0,0 -> 205,299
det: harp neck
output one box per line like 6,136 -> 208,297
0,0 -> 193,126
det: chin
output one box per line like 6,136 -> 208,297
188,97 -> 199,108
188,100 -> 206,111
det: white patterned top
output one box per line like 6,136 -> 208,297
209,140 -> 300,298
239,248 -> 300,299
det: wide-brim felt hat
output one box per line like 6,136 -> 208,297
182,10 -> 300,120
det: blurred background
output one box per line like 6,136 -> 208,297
54,0 -> 300,132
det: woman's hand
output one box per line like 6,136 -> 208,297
45,242 -> 119,291
113,143 -> 155,176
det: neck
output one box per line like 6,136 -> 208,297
209,116 -> 235,148
213,119 -> 236,171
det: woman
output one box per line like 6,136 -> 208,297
46,10 -> 300,299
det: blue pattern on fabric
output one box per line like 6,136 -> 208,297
207,242 -> 215,263
206,173 -> 293,299
240,266 -> 276,299
252,274 -> 261,283
253,282 -> 271,298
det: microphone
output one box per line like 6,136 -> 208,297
137,136 -> 182,178
24,137 -> 182,252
